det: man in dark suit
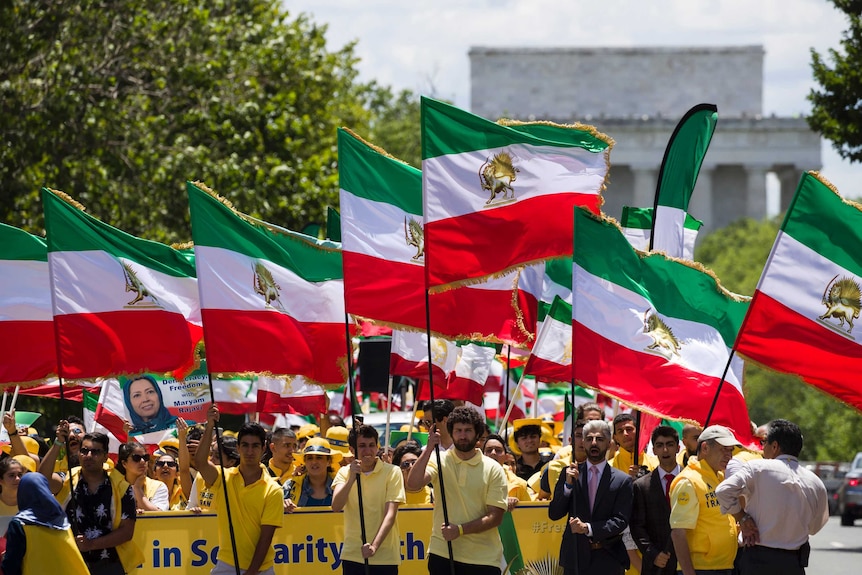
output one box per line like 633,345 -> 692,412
631,425 -> 682,575
549,419 -> 633,575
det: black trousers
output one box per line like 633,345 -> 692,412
341,560 -> 398,575
738,544 -> 807,575
427,553 -> 501,575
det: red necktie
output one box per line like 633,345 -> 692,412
664,473 -> 675,505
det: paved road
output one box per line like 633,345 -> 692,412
807,515 -> 862,574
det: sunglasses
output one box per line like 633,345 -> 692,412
155,460 -> 178,468
128,453 -> 150,463
399,459 -> 417,469
80,447 -> 105,456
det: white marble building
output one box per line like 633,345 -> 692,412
469,46 -> 821,232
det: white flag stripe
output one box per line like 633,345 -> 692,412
49,251 -> 200,321
758,231 -> 862,341
574,264 -> 742,388
652,205 -> 687,256
257,376 -> 325,398
0,260 -> 52,321
424,144 -> 607,221
532,314 -> 571,366
195,246 -> 344,322
453,344 -> 496,383
340,189 -> 423,264
391,330 -> 458,374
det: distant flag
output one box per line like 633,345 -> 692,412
441,342 -> 497,405
43,188 -> 202,379
389,330 -> 458,383
83,389 -> 122,457
326,207 -> 341,242
525,296 -> 572,383
619,206 -> 702,259
187,182 -> 349,384
735,172 -> 862,412
572,208 -> 757,446
0,223 -> 56,385
651,103 -> 717,255
421,96 -> 612,291
338,128 -> 540,346
256,376 -> 327,415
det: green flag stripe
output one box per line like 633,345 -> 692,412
337,129 -> 422,214
781,172 -> 862,277
187,183 -> 342,281
545,258 -> 573,289
0,223 -> 47,262
42,189 -> 195,278
654,104 -> 718,211
574,209 -> 747,346
83,390 -> 99,412
421,97 -> 609,159
547,295 -> 573,325
620,206 -> 702,231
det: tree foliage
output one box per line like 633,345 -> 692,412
808,0 -> 862,163
696,217 -> 862,461
0,0 -> 414,242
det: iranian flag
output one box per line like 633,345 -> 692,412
619,206 -> 702,259
572,208 -> 756,446
650,103 -> 717,256
256,376 -> 327,415
421,97 -> 612,291
338,128 -> 539,346
43,189 -> 202,379
0,223 -> 56,384
525,296 -> 572,382
84,389 -> 122,457
389,330 -> 457,383
211,376 -> 257,415
441,342 -> 497,405
735,172 -> 862,411
187,182 -> 349,384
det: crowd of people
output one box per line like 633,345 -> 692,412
0,397 -> 831,575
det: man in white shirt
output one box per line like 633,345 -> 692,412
715,419 -> 828,575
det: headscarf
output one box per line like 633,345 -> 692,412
122,375 -> 176,433
15,473 -> 69,530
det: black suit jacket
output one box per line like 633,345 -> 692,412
631,469 -> 677,575
548,461 -> 633,574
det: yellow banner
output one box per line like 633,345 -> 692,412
133,503 -> 565,574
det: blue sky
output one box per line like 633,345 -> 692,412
290,0 -> 862,206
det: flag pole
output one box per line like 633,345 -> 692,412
424,288 -> 456,575
343,314 -> 371,575
498,367 -> 527,432
502,347 -> 511,441
703,350 -> 737,428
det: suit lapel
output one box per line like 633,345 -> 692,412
578,462 -> 590,519
592,464 -> 613,512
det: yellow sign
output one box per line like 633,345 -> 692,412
133,503 -> 565,574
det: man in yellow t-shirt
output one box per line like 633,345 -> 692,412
669,425 -> 739,575
196,405 -> 284,575
331,424 -> 405,574
407,406 -> 508,575
609,413 -> 659,477
267,427 -> 298,484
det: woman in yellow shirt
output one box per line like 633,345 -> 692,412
0,457 -> 26,515
392,441 -> 432,505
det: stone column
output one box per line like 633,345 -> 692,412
632,166 -> 657,209
776,166 -> 801,214
745,165 -> 769,220
688,165 -> 714,233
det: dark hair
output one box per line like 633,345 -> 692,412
651,425 -> 680,445
123,375 -> 176,433
270,427 -> 297,443
0,457 -> 25,493
576,402 -> 603,420
514,424 -> 542,441
391,440 -> 423,467
218,436 -> 239,465
237,422 -> 267,446
82,432 -> 109,453
765,419 -> 803,457
446,406 -> 484,436
348,424 -> 379,450
116,441 -> 146,475
186,423 -> 205,443
426,399 -> 455,422
66,416 -> 85,427
483,433 -> 507,452
612,413 -> 635,433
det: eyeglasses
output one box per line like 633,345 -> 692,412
399,460 -> 417,469
80,447 -> 105,456
69,428 -> 85,436
129,453 -> 150,463
155,460 -> 177,468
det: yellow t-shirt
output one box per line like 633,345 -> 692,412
426,449 -> 508,567
21,523 -> 90,575
504,466 -> 533,501
210,465 -> 284,571
168,480 -> 187,510
610,447 -> 659,474
404,485 -> 432,505
268,460 -> 297,485
669,458 -> 738,570
333,460 -> 405,565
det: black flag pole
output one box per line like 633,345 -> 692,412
344,313 -> 371,575
424,289 -> 456,575
703,349 -> 737,428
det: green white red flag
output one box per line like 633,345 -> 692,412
256,375 -> 327,415
389,330 -> 458,383
619,206 -> 702,259
0,223 -> 56,384
442,341 -> 498,405
735,172 -> 862,411
187,182 -> 349,384
43,189 -> 202,379
421,97 -> 612,291
572,208 -> 756,445
338,128 -> 539,346
525,296 -> 572,382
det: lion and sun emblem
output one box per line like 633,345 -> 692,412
479,150 -> 520,207
642,308 -> 683,360
817,274 -> 861,339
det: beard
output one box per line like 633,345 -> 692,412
454,437 -> 478,453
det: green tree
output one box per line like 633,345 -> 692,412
0,0 -> 412,242
809,0 -> 862,163
696,217 -> 862,460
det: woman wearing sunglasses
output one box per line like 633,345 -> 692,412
116,442 -> 168,513
283,438 -> 342,511
391,441 -> 432,505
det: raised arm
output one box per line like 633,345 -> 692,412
193,405 -> 220,487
